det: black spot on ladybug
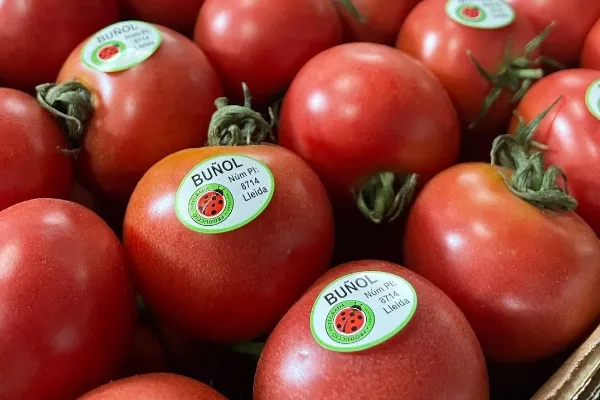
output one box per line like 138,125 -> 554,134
218,200 -> 223,204
342,317 -> 346,321
211,210 -> 216,215
341,312 -> 345,316
358,315 -> 363,320
212,196 -> 216,201
350,312 -> 355,317
351,326 -> 357,332
336,324 -> 341,329
351,320 -> 355,323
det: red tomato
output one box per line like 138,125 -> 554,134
0,0 -> 119,92
335,0 -> 420,44
0,88 -> 73,211
119,0 -> 204,36
505,0 -> 600,67
0,199 -> 137,400
508,69 -> 600,236
278,42 -> 459,259
51,24 -> 223,203
123,145 -> 334,342
254,260 -> 489,400
582,18 -> 600,70
403,163 -> 600,363
194,0 -> 342,106
396,0 -> 539,159
78,373 -> 226,400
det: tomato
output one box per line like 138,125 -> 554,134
78,373 -> 226,400
0,198 -> 137,400
396,0 -> 540,160
505,0 -> 600,67
508,69 -> 600,236
40,22 -> 223,204
277,42 -> 459,260
335,0 -> 420,44
582,18 -> 600,70
0,88 -> 73,212
0,0 -> 119,92
403,162 -> 600,363
123,145 -> 334,342
254,260 -> 489,400
193,0 -> 342,106
119,0 -> 204,36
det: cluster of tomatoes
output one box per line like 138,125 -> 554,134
1,0 -> 600,399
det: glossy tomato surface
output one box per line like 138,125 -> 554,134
582,18 -> 600,70
0,0 -> 119,92
335,0 -> 420,44
278,42 -> 460,205
194,0 -> 342,106
0,199 -> 137,400
0,88 -> 73,211
404,163 -> 600,363
510,69 -> 600,236
505,0 -> 600,67
254,260 -> 489,400
123,145 -> 334,342
119,0 -> 204,36
78,373 -> 226,400
396,0 -> 538,157
57,25 -> 223,203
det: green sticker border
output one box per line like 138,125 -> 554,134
174,154 -> 275,235
445,0 -> 515,30
585,78 -> 600,121
81,20 -> 162,73
310,271 -> 418,353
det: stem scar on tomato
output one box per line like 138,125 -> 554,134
468,21 -> 563,131
207,82 -> 275,146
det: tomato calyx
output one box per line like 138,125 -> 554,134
468,22 -> 561,130
510,97 -> 562,155
207,83 -> 275,146
354,172 -> 419,224
336,0 -> 367,23
491,131 -> 577,213
35,81 -> 92,155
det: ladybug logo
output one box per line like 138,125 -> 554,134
325,300 -> 375,345
457,4 -> 486,22
188,184 -> 234,227
91,40 -> 126,65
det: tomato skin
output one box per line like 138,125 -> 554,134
57,25 -> 222,203
0,199 -> 137,400
505,0 -> 600,67
335,0 -> 420,44
508,69 -> 600,236
254,260 -> 489,400
582,18 -> 600,70
194,0 -> 342,106
119,0 -> 204,36
78,373 -> 226,400
0,0 -> 119,92
0,88 -> 73,211
396,0 -> 538,155
403,163 -> 600,363
123,145 -> 334,342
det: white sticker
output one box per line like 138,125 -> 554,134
81,20 -> 162,73
310,271 -> 417,353
585,79 -> 600,121
175,154 -> 275,234
445,0 -> 515,29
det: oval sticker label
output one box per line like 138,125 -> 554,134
81,20 -> 162,73
445,0 -> 515,29
310,271 -> 417,353
175,154 -> 275,234
585,79 -> 600,120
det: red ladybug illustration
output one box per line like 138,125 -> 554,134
461,6 -> 481,19
334,305 -> 366,334
197,189 -> 226,218
98,44 -> 121,61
